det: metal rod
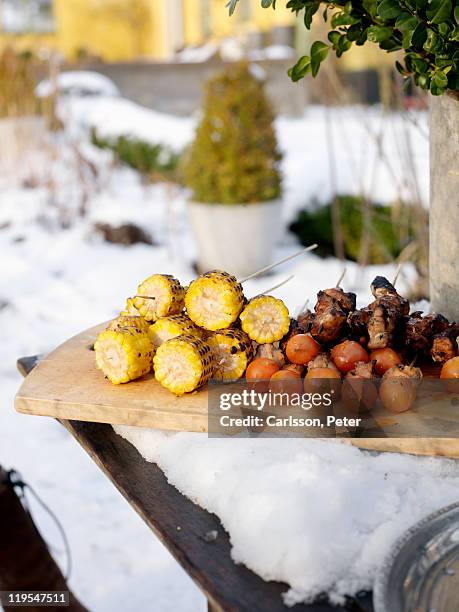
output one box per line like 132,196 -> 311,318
261,274 -> 295,296
392,263 -> 402,286
335,267 -> 347,288
239,244 -> 318,284
296,298 -> 310,317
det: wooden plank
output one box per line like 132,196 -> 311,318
14,324 -> 459,458
61,419 -> 373,612
15,324 -> 211,431
18,355 -> 373,612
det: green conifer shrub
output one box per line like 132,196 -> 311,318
183,62 -> 282,204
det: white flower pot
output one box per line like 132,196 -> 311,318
187,199 -> 282,278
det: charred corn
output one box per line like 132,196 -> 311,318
121,298 -> 142,317
240,295 -> 290,344
94,329 -> 152,384
107,315 -> 150,335
208,329 -> 253,381
153,335 -> 214,395
185,270 -> 244,331
148,314 -> 201,349
133,274 -> 185,322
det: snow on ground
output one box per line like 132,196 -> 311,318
0,95 -> 440,610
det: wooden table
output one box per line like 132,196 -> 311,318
17,356 -> 374,612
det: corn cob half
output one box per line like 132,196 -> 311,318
208,329 -> 254,381
153,334 -> 214,395
185,270 -> 244,331
107,315 -> 150,335
121,298 -> 143,317
240,295 -> 290,344
133,274 -> 185,322
94,329 -> 152,384
148,314 -> 201,349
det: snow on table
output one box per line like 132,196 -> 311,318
114,428 -> 459,606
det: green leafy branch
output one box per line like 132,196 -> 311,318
228,0 -> 459,95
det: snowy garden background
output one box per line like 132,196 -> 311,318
2,69 -> 459,610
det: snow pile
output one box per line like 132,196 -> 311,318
64,97 -> 194,153
113,429 -> 459,605
36,71 -> 120,99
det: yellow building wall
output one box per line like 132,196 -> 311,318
53,0 -> 162,60
0,0 -> 167,60
0,0 -> 391,71
213,0 -> 295,39
0,31 -> 57,55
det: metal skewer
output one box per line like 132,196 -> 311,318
296,298 -> 310,317
239,244 -> 318,284
392,263 -> 402,286
335,267 -> 347,288
261,274 -> 295,296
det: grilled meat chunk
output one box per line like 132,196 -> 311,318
370,276 -> 397,299
308,287 -> 356,344
364,279 -> 410,350
316,288 -> 356,314
431,332 -> 456,363
311,304 -> 347,344
431,322 -> 458,363
347,308 -> 370,345
404,313 -> 450,354
297,309 -> 315,333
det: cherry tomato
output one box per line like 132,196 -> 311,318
440,356 -> 459,393
304,367 -> 341,396
379,377 -> 417,413
440,356 -> 459,379
285,333 -> 320,365
269,370 -> 303,396
246,358 -> 280,393
370,348 -> 401,376
331,340 -> 369,374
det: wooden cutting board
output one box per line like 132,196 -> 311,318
15,323 -> 459,459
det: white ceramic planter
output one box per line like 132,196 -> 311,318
187,199 -> 282,278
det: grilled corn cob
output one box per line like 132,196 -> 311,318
240,295 -> 290,344
185,271 -> 244,331
153,335 -> 214,395
133,274 -> 185,322
208,329 -> 254,381
94,329 -> 152,384
107,315 -> 150,334
148,314 -> 201,349
121,298 -> 142,317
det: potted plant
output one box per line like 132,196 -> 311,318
183,62 -> 283,278
228,0 -> 459,318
